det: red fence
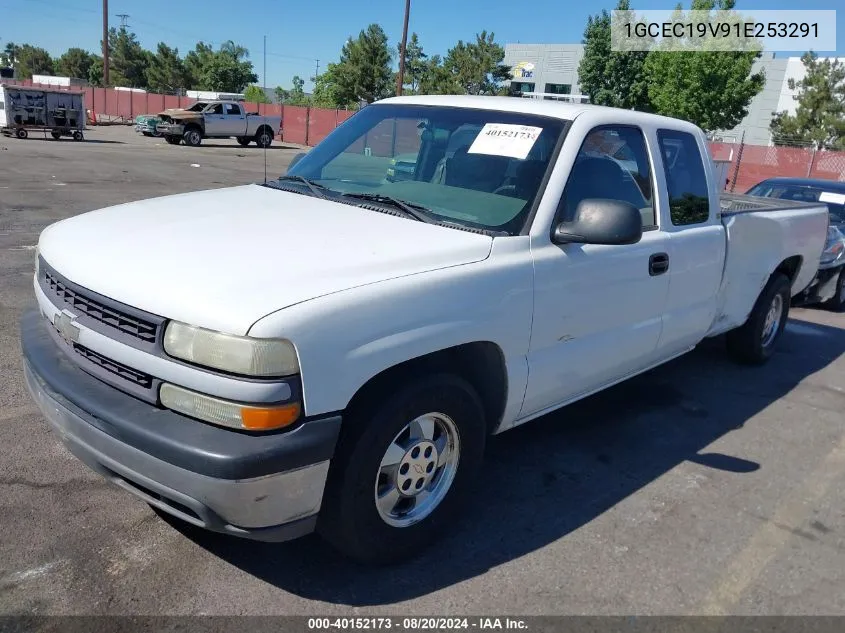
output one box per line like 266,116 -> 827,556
710,141 -> 845,192
5,79 -> 845,185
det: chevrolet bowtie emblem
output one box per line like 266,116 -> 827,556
54,310 -> 80,345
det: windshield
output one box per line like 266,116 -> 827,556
747,182 -> 845,225
186,102 -> 208,112
281,104 -> 567,235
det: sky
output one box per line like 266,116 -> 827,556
1,0 -> 843,91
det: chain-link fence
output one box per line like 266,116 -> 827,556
709,136 -> 845,193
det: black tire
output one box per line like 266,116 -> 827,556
254,127 -> 273,148
182,127 -> 202,147
318,373 -> 486,565
72,131 -> 83,141
164,135 -> 181,145
236,136 -> 252,146
15,128 -> 27,139
823,268 -> 845,312
142,131 -> 153,137
726,272 -> 791,365
50,131 -> 62,140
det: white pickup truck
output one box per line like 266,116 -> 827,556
22,95 -> 828,564
156,99 -> 281,147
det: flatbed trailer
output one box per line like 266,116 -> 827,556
0,84 -> 86,140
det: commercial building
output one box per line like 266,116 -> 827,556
503,43 -> 843,146
503,43 -> 589,102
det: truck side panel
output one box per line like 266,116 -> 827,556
708,206 -> 828,337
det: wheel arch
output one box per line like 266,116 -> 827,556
343,341 -> 509,437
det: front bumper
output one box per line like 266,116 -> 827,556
21,308 -> 341,542
156,122 -> 184,136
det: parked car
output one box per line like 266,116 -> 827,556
22,96 -> 829,564
134,114 -> 162,137
156,100 -> 281,147
746,177 -> 845,311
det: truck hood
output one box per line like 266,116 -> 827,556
158,109 -> 200,120
37,184 -> 493,334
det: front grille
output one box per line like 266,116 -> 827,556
72,343 -> 153,389
41,261 -> 162,347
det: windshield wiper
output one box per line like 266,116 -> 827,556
266,176 -> 329,199
341,192 -> 437,224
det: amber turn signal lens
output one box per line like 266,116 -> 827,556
241,402 -> 301,430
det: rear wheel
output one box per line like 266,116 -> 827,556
72,130 -> 83,141
255,127 -> 273,148
318,373 -> 486,564
15,128 -> 27,139
236,136 -> 252,146
726,272 -> 791,365
823,268 -> 845,312
182,127 -> 202,147
50,131 -> 62,140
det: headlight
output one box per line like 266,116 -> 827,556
163,321 -> 299,377
160,383 -> 300,431
820,227 -> 845,266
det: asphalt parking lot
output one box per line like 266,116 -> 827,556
1,125 -> 844,616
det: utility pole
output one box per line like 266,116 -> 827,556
116,13 -> 130,30
315,59 -> 320,80
395,0 -> 410,96
102,0 -> 109,86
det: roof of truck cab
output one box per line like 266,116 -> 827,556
376,95 -> 699,129
751,177 -> 845,192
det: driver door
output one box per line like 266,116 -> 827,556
202,103 -> 225,136
522,124 -> 671,417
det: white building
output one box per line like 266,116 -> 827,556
504,43 -> 842,146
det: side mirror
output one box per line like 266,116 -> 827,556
288,152 -> 306,171
553,198 -> 643,246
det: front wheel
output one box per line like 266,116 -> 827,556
15,128 -> 27,139
164,135 -> 181,145
318,374 -> 486,564
823,268 -> 845,312
236,136 -> 251,146
72,131 -> 83,141
182,128 -> 202,147
726,272 -> 791,365
50,131 -> 62,140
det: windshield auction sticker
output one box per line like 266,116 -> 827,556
468,124 -> 543,160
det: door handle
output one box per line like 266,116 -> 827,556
649,252 -> 669,276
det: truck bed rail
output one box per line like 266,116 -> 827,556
719,193 -> 820,216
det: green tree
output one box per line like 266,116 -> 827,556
578,0 -> 651,110
88,56 -> 104,86
770,51 -> 845,150
398,32 -> 427,94
417,55 -> 457,94
244,84 -> 271,103
334,24 -> 394,104
56,47 -> 96,80
13,44 -> 54,79
185,40 -> 257,93
107,27 -> 150,87
1,41 -> 20,68
145,43 -> 188,93
643,0 -> 765,131
311,63 -> 358,109
443,31 -> 510,95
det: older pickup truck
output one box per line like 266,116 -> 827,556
22,96 -> 828,564
156,99 -> 281,147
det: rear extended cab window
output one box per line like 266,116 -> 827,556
657,129 -> 710,226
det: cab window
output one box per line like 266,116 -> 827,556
657,129 -> 710,226
558,125 -> 656,229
